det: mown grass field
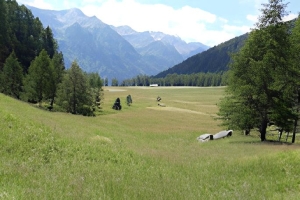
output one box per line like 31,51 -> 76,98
1,86 -> 300,199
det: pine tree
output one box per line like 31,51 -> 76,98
218,0 -> 296,141
48,52 -> 65,108
1,51 -> 23,98
0,0 -> 9,69
87,72 -> 103,110
42,26 -> 57,59
22,49 -> 53,104
289,16 -> 300,143
56,61 -> 93,115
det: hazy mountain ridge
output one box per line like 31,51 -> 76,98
154,33 -> 249,78
26,7 -> 159,81
27,6 -> 209,82
112,25 -> 209,59
137,40 -> 183,71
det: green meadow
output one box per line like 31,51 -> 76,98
1,86 -> 300,199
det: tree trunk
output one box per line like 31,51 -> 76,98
73,86 -> 76,114
292,119 -> 297,143
278,129 -> 283,142
50,97 -> 54,107
244,129 -> 250,136
292,90 -> 300,143
260,118 -> 268,141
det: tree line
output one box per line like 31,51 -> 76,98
218,0 -> 300,143
118,72 -> 228,87
0,0 -> 103,116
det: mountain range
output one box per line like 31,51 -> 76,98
112,25 -> 208,59
27,6 -> 209,82
154,33 -> 249,78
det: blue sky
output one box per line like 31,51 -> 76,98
16,0 -> 300,46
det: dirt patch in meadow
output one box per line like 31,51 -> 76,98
147,106 -> 211,115
172,100 -> 198,104
90,135 -> 112,143
106,89 -> 127,92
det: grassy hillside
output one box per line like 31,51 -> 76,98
1,87 -> 300,199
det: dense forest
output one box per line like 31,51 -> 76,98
0,0 -> 103,116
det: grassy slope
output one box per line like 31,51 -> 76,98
1,87 -> 300,199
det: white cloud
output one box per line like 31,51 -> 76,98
81,0 -> 244,46
246,12 -> 298,27
246,14 -> 258,23
82,0 -> 100,3
223,24 -> 251,33
17,0 -> 53,9
219,17 -> 228,24
18,0 -> 255,46
246,0 -> 298,24
254,0 -> 267,9
283,13 -> 298,22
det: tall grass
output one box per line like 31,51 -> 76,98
1,87 -> 300,199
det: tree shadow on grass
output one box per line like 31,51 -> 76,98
229,139 -> 300,147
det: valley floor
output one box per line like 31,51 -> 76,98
1,87 -> 299,199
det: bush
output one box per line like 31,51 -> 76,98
79,105 -> 95,116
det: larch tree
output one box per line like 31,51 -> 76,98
111,78 -> 118,86
0,0 -> 9,69
86,72 -> 103,110
218,0 -> 298,141
48,52 -> 65,108
0,51 -> 23,98
42,26 -> 57,59
22,49 -> 54,104
289,16 -> 300,143
56,61 -> 93,115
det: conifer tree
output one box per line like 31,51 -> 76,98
57,61 -> 93,115
218,0 -> 296,141
48,52 -> 65,108
22,49 -> 53,104
42,26 -> 57,59
289,16 -> 300,143
0,0 -> 9,69
0,51 -> 23,98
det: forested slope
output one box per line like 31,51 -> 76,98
154,33 -> 248,78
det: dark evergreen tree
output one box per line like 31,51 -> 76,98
42,26 -> 57,59
218,0 -> 296,141
87,73 -> 102,89
0,0 -> 9,69
22,49 -> 53,104
0,51 -> 23,98
111,78 -> 119,86
289,16 -> 300,143
87,72 -> 103,110
126,95 -> 132,106
48,52 -> 65,108
104,78 -> 108,86
56,61 -> 93,115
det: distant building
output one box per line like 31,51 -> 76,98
149,84 -> 158,87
